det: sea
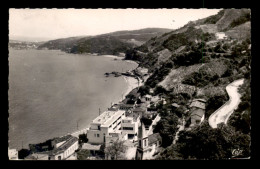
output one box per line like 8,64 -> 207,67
8,49 -> 138,149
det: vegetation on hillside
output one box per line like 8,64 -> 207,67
228,11 -> 251,29
127,9 -> 251,160
162,27 -> 215,51
203,10 -> 225,24
228,79 -> 251,134
38,28 -> 172,55
205,93 -> 229,119
153,103 -> 179,147
156,121 -> 250,159
70,36 -> 134,55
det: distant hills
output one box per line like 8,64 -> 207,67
9,36 -> 52,42
37,28 -> 173,55
9,40 -> 45,50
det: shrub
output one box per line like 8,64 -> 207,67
141,116 -> 153,127
78,133 -> 88,144
205,93 -> 228,118
204,10 -> 225,24
154,85 -> 167,95
229,11 -> 251,28
138,86 -> 150,96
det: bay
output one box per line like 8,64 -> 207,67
8,49 -> 138,149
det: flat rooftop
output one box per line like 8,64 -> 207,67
92,110 -> 125,127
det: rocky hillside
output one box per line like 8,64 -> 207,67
129,9 -> 251,159
126,9 -> 251,93
125,9 -> 251,70
37,28 -> 172,55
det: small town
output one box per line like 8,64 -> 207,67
7,88 -> 207,160
8,8 -> 251,160
8,65 -> 245,160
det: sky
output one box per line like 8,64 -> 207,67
9,8 -> 221,41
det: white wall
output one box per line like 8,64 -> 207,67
87,127 -> 109,144
121,120 -> 138,135
87,114 -> 125,144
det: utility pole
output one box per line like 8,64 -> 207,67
77,120 -> 79,130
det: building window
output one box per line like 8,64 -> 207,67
144,140 -> 146,146
97,134 -> 100,137
122,127 -> 133,130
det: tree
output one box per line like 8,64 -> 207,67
138,85 -> 150,96
172,122 -> 232,159
228,79 -> 251,134
154,85 -> 167,95
141,115 -> 153,127
205,93 -> 228,118
77,149 -> 91,160
153,113 -> 179,147
104,140 -> 126,160
78,133 -> 88,145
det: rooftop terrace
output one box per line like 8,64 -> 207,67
92,110 -> 125,127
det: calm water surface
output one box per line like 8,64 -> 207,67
8,49 -> 137,149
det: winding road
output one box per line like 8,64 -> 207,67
208,79 -> 245,128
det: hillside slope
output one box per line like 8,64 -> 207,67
37,28 -> 173,55
130,9 -> 251,159
125,9 -> 251,70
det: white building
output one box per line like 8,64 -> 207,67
8,148 -> 18,160
25,135 -> 79,160
121,116 -> 140,141
87,110 -> 126,144
48,135 -> 79,160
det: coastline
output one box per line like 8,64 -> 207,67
9,49 -> 141,149
102,54 -> 138,67
68,76 -> 140,138
102,55 -> 124,59
68,55 -> 140,138
122,76 -> 140,100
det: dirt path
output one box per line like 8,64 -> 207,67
173,118 -> 185,144
208,79 -> 244,128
